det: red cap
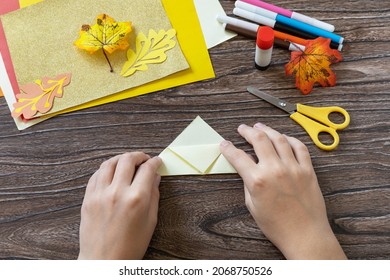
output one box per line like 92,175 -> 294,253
256,26 -> 274,50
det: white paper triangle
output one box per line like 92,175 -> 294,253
158,116 -> 237,176
169,144 -> 221,173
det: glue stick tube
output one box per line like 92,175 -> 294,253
255,26 -> 274,70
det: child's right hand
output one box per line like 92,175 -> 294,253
78,152 -> 162,260
220,123 -> 347,259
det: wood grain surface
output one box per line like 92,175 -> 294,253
0,0 -> 389,259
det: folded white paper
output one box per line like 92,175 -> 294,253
158,116 -> 237,176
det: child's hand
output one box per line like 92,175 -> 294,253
78,152 -> 162,260
220,123 -> 346,259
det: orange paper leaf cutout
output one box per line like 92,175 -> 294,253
285,37 -> 343,95
74,14 -> 132,72
12,73 -> 72,119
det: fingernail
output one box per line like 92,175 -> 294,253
238,124 -> 247,130
254,122 -> 266,129
151,156 -> 162,164
220,140 -> 231,147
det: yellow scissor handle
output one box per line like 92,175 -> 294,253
290,112 -> 340,151
296,103 -> 350,130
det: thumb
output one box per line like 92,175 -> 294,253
220,140 -> 257,180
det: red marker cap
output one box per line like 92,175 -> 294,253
256,26 -> 274,50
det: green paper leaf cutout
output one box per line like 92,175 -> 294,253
121,29 -> 177,77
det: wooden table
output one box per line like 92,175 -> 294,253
0,0 -> 389,259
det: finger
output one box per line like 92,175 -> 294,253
149,175 -> 161,218
243,185 -> 262,227
237,124 -> 279,164
95,154 -> 122,188
253,123 -> 296,162
285,135 -> 313,167
112,152 -> 151,187
131,156 -> 162,195
243,184 -> 254,210
85,171 -> 98,196
219,140 -> 257,180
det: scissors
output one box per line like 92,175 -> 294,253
247,86 -> 350,151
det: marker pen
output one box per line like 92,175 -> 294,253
234,4 -> 343,44
239,0 -> 335,32
233,7 -> 343,49
235,1 -> 277,20
276,13 -> 343,44
225,23 -> 257,39
217,14 -> 308,51
234,3 -> 343,44
216,14 -> 258,34
273,29 -> 343,51
255,26 -> 274,70
273,30 -> 308,47
224,23 -> 306,51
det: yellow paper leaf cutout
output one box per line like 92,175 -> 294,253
74,14 -> 132,72
12,73 -> 72,119
121,29 -> 177,77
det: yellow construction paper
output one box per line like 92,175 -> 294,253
158,116 -> 237,176
1,0 -> 189,116
0,87 -> 3,97
19,0 -> 42,7
4,0 -> 214,130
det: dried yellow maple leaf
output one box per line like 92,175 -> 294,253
74,14 -> 132,72
121,29 -> 177,77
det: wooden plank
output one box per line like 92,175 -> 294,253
0,0 -> 389,259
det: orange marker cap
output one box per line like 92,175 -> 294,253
257,26 -> 274,50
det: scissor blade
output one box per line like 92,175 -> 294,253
247,86 -> 296,114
